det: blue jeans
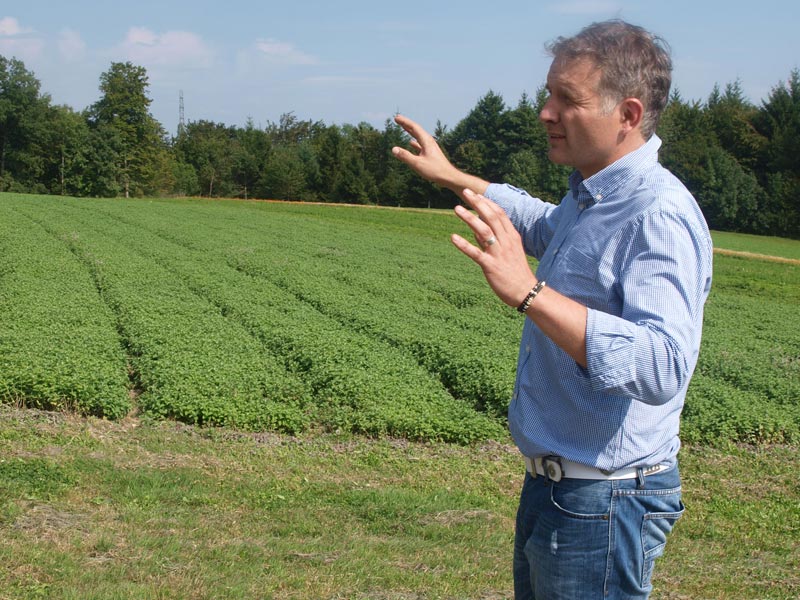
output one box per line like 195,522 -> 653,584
513,463 -> 684,599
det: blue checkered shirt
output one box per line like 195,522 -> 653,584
486,135 -> 713,471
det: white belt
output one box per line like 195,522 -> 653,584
524,456 -> 669,482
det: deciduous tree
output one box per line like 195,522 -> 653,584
87,62 -> 170,197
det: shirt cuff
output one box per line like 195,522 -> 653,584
484,183 -> 531,204
585,308 -> 637,392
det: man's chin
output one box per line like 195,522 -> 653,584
547,149 -> 570,166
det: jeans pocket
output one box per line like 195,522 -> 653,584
641,502 -> 685,587
549,479 -> 612,519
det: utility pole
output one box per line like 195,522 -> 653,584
178,90 -> 185,136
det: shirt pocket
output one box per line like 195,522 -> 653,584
554,245 -> 609,309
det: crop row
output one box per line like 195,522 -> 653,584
11,199 -> 310,433
18,197 -> 504,443
0,202 -> 130,418
684,254 -> 800,443
2,193 -> 797,445
94,198 -> 524,418
88,198 -> 800,444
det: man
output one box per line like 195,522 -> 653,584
392,20 -> 712,600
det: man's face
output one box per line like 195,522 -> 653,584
539,57 -> 625,179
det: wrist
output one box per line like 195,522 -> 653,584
443,171 -> 489,197
517,281 -> 547,313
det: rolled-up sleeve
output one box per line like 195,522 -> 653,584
584,210 -> 713,405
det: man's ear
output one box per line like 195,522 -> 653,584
620,98 -> 644,132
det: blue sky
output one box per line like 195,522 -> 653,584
2,1 -> 798,136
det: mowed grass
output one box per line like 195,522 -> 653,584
711,230 -> 800,261
0,406 -> 798,600
0,407 -> 519,600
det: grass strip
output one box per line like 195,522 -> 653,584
0,406 -> 797,599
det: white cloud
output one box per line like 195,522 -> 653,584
126,26 -> 158,46
116,27 -> 214,69
57,28 -> 86,62
548,1 -> 624,15
0,16 -> 30,36
0,37 -> 44,61
0,17 -> 44,62
0,16 -> 43,61
254,38 -> 318,66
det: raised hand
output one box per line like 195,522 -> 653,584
391,114 -> 489,197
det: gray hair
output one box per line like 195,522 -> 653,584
546,20 -> 672,139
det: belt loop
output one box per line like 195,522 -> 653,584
636,467 -> 646,489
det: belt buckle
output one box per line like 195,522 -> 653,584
542,455 -> 563,483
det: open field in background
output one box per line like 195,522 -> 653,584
1,192 -> 799,598
1,192 -> 798,445
710,231 -> 800,262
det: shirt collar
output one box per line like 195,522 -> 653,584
569,135 -> 662,205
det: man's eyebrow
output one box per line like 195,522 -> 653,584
549,81 -> 579,97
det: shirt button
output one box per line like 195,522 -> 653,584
595,193 -> 602,200
578,203 -> 585,210
525,345 -> 531,353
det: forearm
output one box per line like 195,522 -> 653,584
439,170 -> 490,199
451,189 -> 588,366
521,283 -> 588,368
585,305 -> 696,405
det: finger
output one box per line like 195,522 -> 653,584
451,233 -> 486,263
391,146 -> 418,166
462,189 -> 515,237
410,139 -> 422,152
394,113 -> 420,134
394,114 -> 417,137
454,204 -> 496,244
461,190 -> 504,232
394,114 -> 434,147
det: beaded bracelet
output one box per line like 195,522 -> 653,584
517,280 -> 546,313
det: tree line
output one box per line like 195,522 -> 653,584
1,56 -> 798,238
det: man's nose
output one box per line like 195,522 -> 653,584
539,100 -> 557,123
